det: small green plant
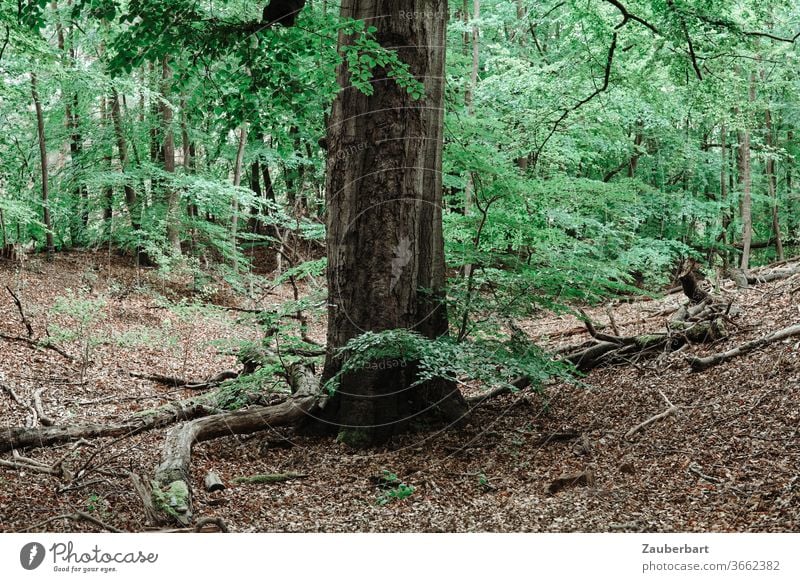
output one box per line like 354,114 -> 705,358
376,471 -> 415,506
47,290 -> 108,381
84,492 -> 107,515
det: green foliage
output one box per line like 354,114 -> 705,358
47,291 -> 108,379
325,327 -> 568,397
375,471 -> 415,506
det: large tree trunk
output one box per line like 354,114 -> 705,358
319,0 -> 467,447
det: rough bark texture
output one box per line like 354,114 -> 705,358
320,0 -> 467,447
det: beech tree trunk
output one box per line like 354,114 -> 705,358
764,107 -> 784,261
320,0 -> 467,447
738,71 -> 755,270
161,57 -> 181,255
31,73 -> 54,259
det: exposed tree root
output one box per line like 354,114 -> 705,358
151,364 -> 320,526
689,324 -> 800,372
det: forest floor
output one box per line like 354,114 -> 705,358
0,250 -> 798,532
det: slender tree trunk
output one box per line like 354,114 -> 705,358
738,72 -> 755,270
100,96 -> 114,228
719,124 -> 731,268
319,0 -> 467,447
161,57 -> 180,255
231,124 -> 248,268
110,88 -> 149,265
31,73 -> 54,259
463,0 -> 480,278
54,1 -> 89,240
764,107 -> 784,260
788,131 -> 796,240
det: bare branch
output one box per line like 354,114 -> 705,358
603,0 -> 660,34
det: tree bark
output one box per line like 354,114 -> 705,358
111,88 -> 150,265
230,124 -> 248,268
31,73 -> 54,259
319,0 -> 467,447
161,57 -> 181,255
463,0 -> 480,276
100,95 -> 114,227
764,106 -> 784,260
738,71 -> 755,270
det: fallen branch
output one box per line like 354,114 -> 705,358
130,369 -> 239,390
0,380 -> 37,427
32,388 -> 55,426
0,332 -> 74,361
6,285 -> 33,337
625,390 -> 678,440
0,397 -> 220,454
232,473 -> 308,485
152,364 -> 320,526
745,265 -> 800,285
689,324 -> 800,372
466,376 -> 530,405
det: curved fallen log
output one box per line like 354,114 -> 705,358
0,398 -> 219,454
689,323 -> 800,372
152,364 -> 320,526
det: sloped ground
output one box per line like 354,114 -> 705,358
0,251 -> 797,532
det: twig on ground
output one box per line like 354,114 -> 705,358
6,285 -> 33,337
18,511 -> 122,533
625,389 -> 678,440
